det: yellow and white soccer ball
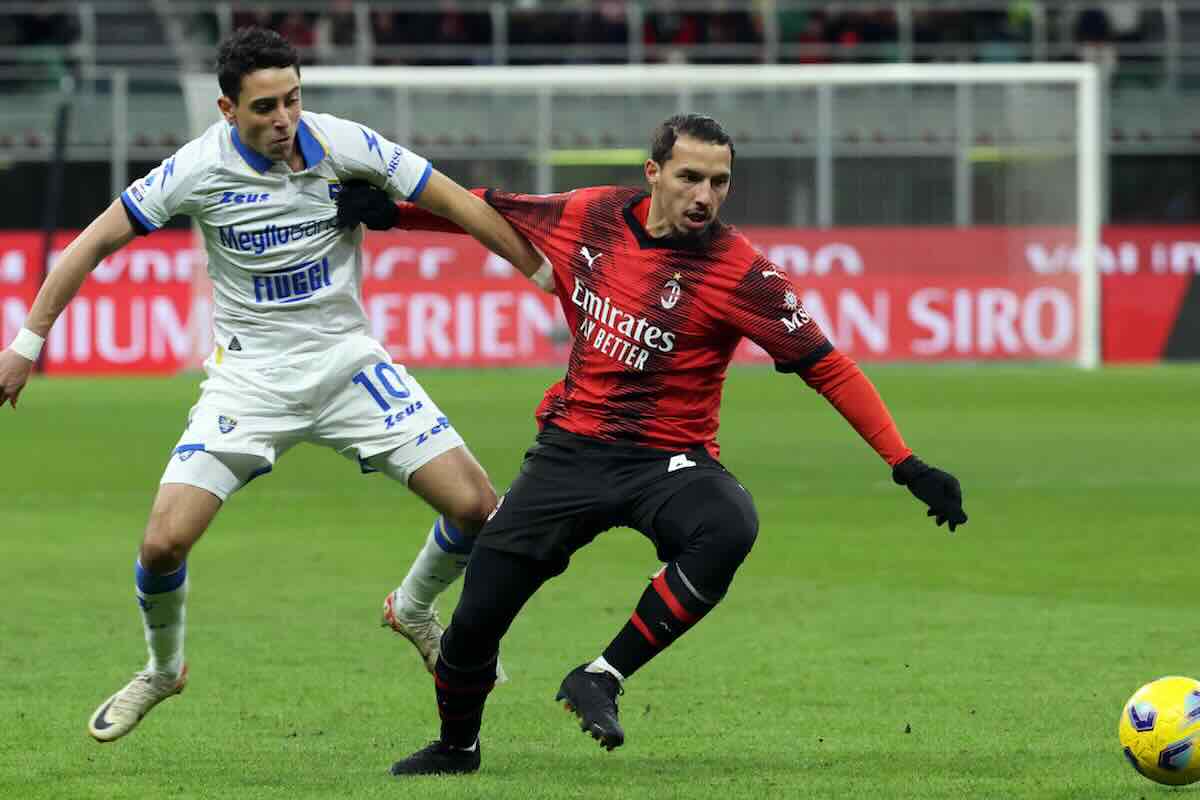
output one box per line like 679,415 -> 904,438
1119,676 -> 1200,786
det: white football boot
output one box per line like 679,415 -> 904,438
88,664 -> 188,742
381,590 -> 507,683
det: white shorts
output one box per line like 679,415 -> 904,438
159,334 -> 465,500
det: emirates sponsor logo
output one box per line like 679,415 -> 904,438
570,278 -> 677,371
570,278 -> 677,354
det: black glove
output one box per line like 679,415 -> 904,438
893,455 -> 968,532
335,179 -> 399,231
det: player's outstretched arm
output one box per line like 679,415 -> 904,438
0,198 -> 135,409
335,178 -> 553,290
801,350 -> 968,532
731,258 -> 966,530
414,170 -> 543,276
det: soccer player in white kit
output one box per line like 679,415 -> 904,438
0,28 -> 548,743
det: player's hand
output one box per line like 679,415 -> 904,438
336,179 -> 398,231
0,347 -> 35,409
892,454 -> 967,532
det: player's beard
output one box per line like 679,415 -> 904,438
669,216 -> 718,248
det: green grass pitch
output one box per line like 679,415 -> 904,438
2,364 -> 1197,799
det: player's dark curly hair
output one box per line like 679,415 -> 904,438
216,27 -> 300,103
651,114 -> 736,165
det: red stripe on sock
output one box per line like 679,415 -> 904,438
630,612 -> 661,648
435,675 -> 496,694
652,572 -> 699,625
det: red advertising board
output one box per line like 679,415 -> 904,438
1,226 -> 1196,373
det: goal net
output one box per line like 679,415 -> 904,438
184,63 -> 1101,368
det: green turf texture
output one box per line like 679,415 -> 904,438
2,365 -> 1197,799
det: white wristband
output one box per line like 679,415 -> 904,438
530,258 -> 555,292
10,327 -> 45,361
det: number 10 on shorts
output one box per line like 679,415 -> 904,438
352,363 -> 411,411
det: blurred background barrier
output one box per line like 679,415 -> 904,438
3,226 -> 1197,371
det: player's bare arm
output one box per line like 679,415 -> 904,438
414,170 -> 544,279
0,198 -> 135,408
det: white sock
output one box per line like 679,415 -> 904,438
135,560 -> 187,677
397,517 -> 473,611
586,655 -> 626,684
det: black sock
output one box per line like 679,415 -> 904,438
601,562 -> 715,679
435,653 -> 497,748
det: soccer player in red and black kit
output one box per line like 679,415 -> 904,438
335,113 -> 968,776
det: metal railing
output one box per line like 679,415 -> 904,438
4,1 -> 1200,87
0,62 -> 1110,227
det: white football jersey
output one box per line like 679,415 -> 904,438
120,111 -> 431,363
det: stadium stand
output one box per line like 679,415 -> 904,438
0,2 -> 1180,75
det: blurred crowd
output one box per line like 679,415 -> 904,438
0,3 -> 1157,69
0,9 -> 78,49
229,2 -> 1154,66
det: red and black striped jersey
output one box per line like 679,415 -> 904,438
484,186 -> 833,457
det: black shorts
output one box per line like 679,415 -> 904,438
478,424 -> 751,573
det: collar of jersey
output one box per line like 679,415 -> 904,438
295,119 -> 327,169
622,192 -> 719,252
230,119 -> 326,174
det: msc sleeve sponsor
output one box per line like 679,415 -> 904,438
121,137 -> 208,231
311,112 -> 431,202
726,258 -> 833,370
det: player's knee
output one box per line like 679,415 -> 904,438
138,530 -> 191,574
708,500 -> 759,564
141,506 -> 206,572
683,515 -> 757,603
473,481 -> 500,525
448,480 -> 499,536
